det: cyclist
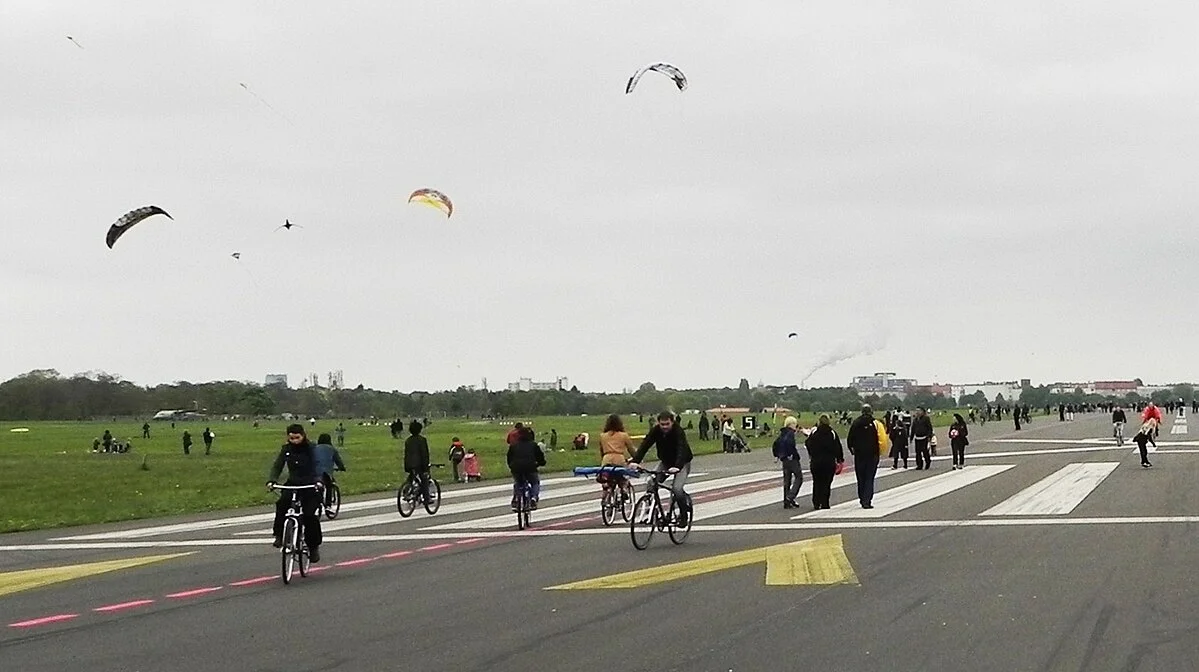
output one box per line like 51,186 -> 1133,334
628,411 -> 694,525
507,426 -> 546,510
313,432 -> 346,508
266,424 -> 324,563
1112,406 -> 1128,445
598,414 -> 635,492
403,421 -> 431,501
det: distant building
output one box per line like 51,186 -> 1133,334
952,381 -> 1024,403
907,384 -> 954,398
852,372 -> 916,395
265,374 -> 289,387
507,376 -> 570,392
327,370 -> 344,390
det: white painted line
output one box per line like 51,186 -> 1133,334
692,468 -> 904,521
979,463 -> 1119,516
51,475 -> 586,541
424,472 -> 779,530
795,465 -> 1014,519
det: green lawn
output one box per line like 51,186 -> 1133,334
0,410 -> 981,532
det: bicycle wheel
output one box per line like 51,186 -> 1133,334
668,496 -> 692,545
423,478 -> 442,515
298,543 -> 310,577
620,485 -> 635,522
281,518 -> 297,585
600,489 -> 616,527
630,494 -> 657,550
325,485 -> 341,520
397,482 -> 416,518
516,494 -> 528,530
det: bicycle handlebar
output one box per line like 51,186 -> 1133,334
269,484 -> 320,490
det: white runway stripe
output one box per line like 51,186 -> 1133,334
691,468 -> 902,521
424,472 -> 779,530
794,465 -> 1014,519
979,463 -> 1118,516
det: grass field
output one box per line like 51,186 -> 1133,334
0,410 -> 974,532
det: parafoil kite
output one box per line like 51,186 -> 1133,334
105,206 -> 172,249
274,219 -> 300,232
788,333 -> 798,339
408,189 -> 453,218
625,63 -> 687,94
231,252 -> 241,260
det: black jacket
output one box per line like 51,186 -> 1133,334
268,441 -> 319,485
404,435 -> 431,472
950,422 -> 969,448
1113,410 -> 1127,424
632,424 -> 693,469
507,439 -> 546,474
847,414 -> 879,460
910,415 -> 933,441
804,425 -> 844,463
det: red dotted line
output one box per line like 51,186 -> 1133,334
7,537 -> 487,630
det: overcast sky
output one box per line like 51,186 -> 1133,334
4,1 -> 1198,392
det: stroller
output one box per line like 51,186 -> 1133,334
462,450 -> 483,482
730,431 -> 751,454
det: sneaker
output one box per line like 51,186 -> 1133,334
861,503 -> 873,509
272,536 -> 282,549
903,464 -> 909,469
309,548 -> 320,563
1142,462 -> 1153,468
530,499 -> 539,510
890,465 -> 898,470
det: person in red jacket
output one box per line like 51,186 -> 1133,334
1142,404 -> 1163,437
506,422 -> 524,446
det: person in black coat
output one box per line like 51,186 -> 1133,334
266,424 -> 323,561
404,421 -> 431,497
846,405 -> 881,509
772,418 -> 802,509
804,415 -> 844,510
949,414 -> 970,469
911,408 -> 934,470
507,426 -> 546,509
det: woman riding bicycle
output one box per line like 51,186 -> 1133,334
628,411 -> 694,526
266,424 -> 324,563
598,414 -> 635,490
507,426 -> 546,510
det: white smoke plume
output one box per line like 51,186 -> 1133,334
799,324 -> 890,388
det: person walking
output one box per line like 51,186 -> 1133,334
949,413 -> 969,469
448,437 -> 466,482
142,422 -> 151,439
772,417 -> 802,509
202,427 -> 215,455
911,407 -> 934,470
182,430 -> 192,455
847,405 -> 885,509
889,412 -> 910,469
721,418 -> 734,453
335,423 -> 346,447
698,413 -> 710,442
804,414 -> 844,510
1013,408 -> 1022,431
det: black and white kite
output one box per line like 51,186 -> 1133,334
105,206 -> 172,249
625,63 -> 687,94
274,219 -> 301,232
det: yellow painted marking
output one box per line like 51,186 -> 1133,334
545,535 -> 857,590
0,553 -> 193,598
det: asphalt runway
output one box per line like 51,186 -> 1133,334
3,410 -> 1198,671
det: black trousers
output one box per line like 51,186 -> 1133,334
451,459 -> 462,482
1137,441 -> 1150,464
809,459 -> 836,508
892,441 -> 909,467
952,444 -> 966,466
855,458 -> 879,506
273,489 -> 322,548
914,438 -> 931,469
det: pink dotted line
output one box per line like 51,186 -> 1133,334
7,537 -> 487,630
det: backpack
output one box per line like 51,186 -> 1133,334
874,420 -> 891,457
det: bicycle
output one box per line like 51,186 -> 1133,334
317,473 -> 342,520
513,474 -> 537,530
270,484 -> 319,585
1113,422 -> 1125,446
573,465 -> 637,526
629,467 -> 692,550
397,464 -> 443,518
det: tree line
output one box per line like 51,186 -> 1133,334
1,369 -> 1188,421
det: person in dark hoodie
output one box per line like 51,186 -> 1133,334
266,424 -> 323,562
846,405 -> 881,509
911,407 -> 934,470
772,416 -> 802,509
629,411 -> 695,524
804,413 -> 845,509
403,421 -> 432,500
507,426 -> 546,510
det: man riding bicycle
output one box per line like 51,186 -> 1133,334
628,411 -> 694,526
403,421 -> 431,501
267,424 -> 324,563
1112,406 -> 1128,444
314,433 -> 346,508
